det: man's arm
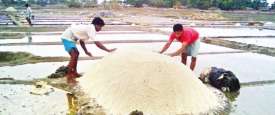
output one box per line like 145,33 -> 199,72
80,40 -> 92,57
94,41 -> 116,52
159,40 -> 172,54
169,42 -> 188,57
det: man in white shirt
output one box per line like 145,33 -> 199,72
25,3 -> 32,26
61,17 -> 116,84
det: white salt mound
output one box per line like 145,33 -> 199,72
79,49 -> 220,115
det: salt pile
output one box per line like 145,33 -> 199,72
79,49 -> 221,115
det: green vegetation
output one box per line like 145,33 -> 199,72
271,2 -> 275,9
0,0 -> 98,8
0,51 -> 67,66
125,0 -> 181,7
66,0 -> 97,8
222,12 -> 275,22
125,0 -> 270,10
0,51 -> 34,62
126,0 -> 146,7
0,33 -> 25,39
0,27 -> 66,32
1,0 -> 271,10
1,0 -> 26,7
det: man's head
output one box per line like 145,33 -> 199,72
25,3 -> 30,7
92,17 -> 105,32
173,24 -> 183,38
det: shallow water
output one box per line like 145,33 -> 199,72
230,84 -> 275,115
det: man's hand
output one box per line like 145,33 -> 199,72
108,48 -> 117,52
164,52 -> 179,57
165,53 -> 175,57
85,51 -> 93,57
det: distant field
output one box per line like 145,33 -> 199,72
0,26 -> 66,32
221,11 -> 275,22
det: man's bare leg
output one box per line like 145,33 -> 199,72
181,53 -> 187,65
190,57 -> 197,71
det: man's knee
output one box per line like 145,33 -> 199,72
181,53 -> 187,58
71,48 -> 79,58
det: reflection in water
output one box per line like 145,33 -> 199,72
26,26 -> 32,44
224,91 -> 240,102
26,31 -> 32,44
67,93 -> 78,115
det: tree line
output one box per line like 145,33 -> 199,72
1,0 -> 98,7
1,0 -> 275,10
126,0 -> 275,10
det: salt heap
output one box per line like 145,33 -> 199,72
79,49 -> 221,115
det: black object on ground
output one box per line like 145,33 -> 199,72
200,67 -> 241,92
48,66 -> 69,78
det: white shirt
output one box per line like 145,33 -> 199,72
26,7 -> 32,18
61,24 -> 96,42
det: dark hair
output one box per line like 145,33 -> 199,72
25,3 -> 30,7
173,24 -> 183,32
92,17 -> 105,26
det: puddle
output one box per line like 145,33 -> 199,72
155,27 -> 275,37
0,60 -> 96,80
0,84 -> 68,115
224,38 -> 275,48
230,84 -> 275,115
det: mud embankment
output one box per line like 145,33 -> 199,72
0,33 -> 25,39
202,38 -> 275,57
0,52 -> 68,67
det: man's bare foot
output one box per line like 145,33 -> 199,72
66,74 -> 79,86
72,73 -> 82,78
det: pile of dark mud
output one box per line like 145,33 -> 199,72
48,66 -> 69,79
